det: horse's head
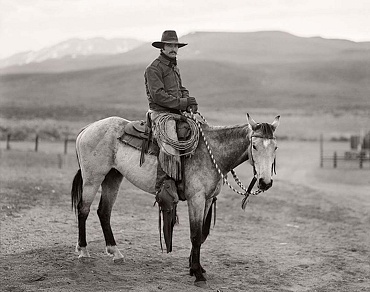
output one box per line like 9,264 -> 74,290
246,113 -> 280,192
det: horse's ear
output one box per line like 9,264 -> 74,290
246,113 -> 257,130
271,115 -> 280,131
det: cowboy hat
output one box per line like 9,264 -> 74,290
152,30 -> 187,49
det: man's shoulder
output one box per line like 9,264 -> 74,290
147,58 -> 161,69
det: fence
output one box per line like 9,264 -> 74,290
320,151 -> 370,169
320,134 -> 370,169
5,133 -> 76,154
3,134 -> 77,169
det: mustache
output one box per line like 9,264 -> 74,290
169,51 -> 177,54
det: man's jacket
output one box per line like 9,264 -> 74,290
145,54 -> 189,113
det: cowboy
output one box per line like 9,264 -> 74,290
145,31 -> 198,250
145,30 -> 198,190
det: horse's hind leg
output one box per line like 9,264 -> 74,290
98,168 -> 124,261
76,178 -> 103,258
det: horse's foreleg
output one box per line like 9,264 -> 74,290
98,169 -> 124,262
188,197 -> 215,274
187,193 -> 207,285
76,181 -> 101,258
201,197 -> 216,244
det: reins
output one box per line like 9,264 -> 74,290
183,110 -> 262,210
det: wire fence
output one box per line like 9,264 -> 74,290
2,134 -> 77,169
319,134 -> 370,169
4,133 -> 76,154
3,133 -> 370,170
320,151 -> 370,169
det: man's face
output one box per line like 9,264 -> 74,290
162,43 -> 178,58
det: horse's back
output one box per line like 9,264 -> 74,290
76,117 -> 130,174
77,116 -> 129,143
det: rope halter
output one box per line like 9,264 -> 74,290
183,110 -> 267,210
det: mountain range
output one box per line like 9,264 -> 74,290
1,31 -> 370,74
0,37 -> 144,69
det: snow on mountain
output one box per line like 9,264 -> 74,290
0,37 -> 144,68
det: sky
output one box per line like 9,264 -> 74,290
1,0 -> 370,59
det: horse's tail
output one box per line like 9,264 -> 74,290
71,126 -> 87,213
71,169 -> 83,214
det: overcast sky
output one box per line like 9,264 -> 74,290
1,0 -> 369,59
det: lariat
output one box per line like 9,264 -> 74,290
155,114 -> 199,156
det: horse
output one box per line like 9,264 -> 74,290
71,113 -> 280,286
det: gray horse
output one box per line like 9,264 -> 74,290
71,113 -> 280,286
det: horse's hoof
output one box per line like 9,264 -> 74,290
113,257 -> 125,264
194,280 -> 208,288
78,252 -> 91,259
190,267 -> 206,276
76,245 -> 90,258
78,256 -> 92,262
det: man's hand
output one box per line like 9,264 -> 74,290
186,97 -> 198,113
187,104 -> 198,113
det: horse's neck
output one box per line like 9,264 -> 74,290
203,124 -> 250,173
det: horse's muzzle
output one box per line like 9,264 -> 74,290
258,178 -> 273,191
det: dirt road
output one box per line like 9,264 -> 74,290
1,141 -> 369,291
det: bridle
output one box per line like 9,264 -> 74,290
249,133 -> 277,177
242,133 -> 277,209
184,111 -> 277,210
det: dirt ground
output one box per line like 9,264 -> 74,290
1,141 -> 369,292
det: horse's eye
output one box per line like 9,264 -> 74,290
253,145 -> 257,151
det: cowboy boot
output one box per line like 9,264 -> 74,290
155,161 -> 179,252
155,178 -> 179,253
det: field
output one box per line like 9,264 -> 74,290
1,133 -> 369,291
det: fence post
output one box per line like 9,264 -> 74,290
359,152 -> 363,169
57,154 -> 63,169
333,151 -> 337,168
64,138 -> 68,155
320,134 -> 323,168
6,133 -> 11,150
35,134 -> 39,152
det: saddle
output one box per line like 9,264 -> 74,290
119,113 -> 191,163
124,116 -> 191,140
124,120 -> 148,139
119,113 -> 159,165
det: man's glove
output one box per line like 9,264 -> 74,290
186,97 -> 198,113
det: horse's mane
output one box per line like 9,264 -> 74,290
202,124 -> 249,140
202,122 -> 275,139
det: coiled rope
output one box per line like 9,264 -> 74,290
155,114 -> 199,156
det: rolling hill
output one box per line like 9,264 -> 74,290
2,31 -> 370,73
0,31 -> 369,129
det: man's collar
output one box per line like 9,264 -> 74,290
158,54 -> 171,66
158,53 -> 177,67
